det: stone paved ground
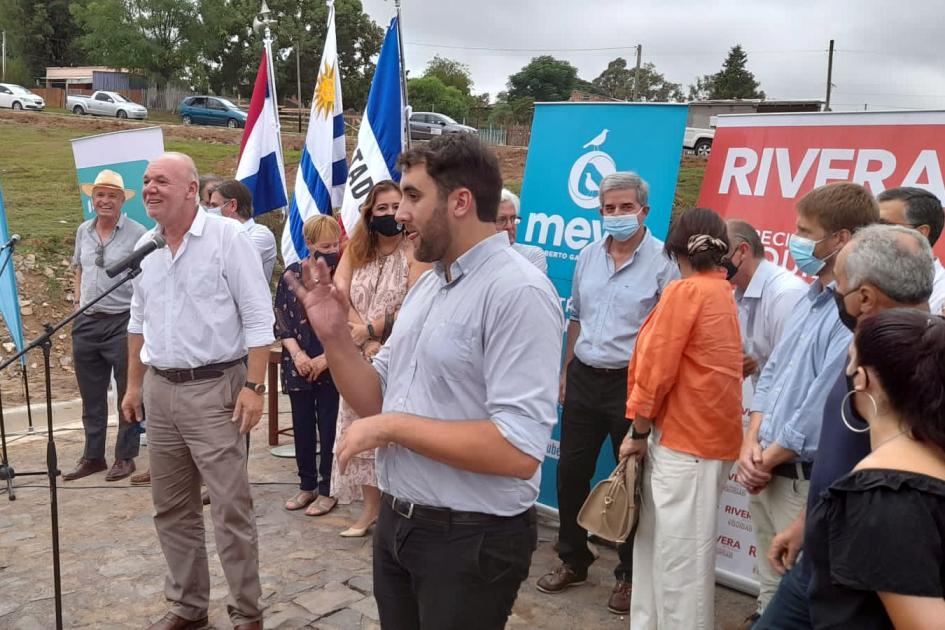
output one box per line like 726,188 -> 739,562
0,408 -> 754,629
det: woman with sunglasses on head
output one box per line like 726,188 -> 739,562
806,309 -> 945,629
330,180 -> 429,537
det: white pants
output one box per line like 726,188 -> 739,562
630,439 -> 731,630
749,475 -> 810,612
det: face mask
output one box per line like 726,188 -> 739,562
602,213 -> 640,242
313,250 -> 339,271
371,214 -> 404,237
834,288 -> 860,332
201,204 -> 221,216
788,234 -> 835,276
722,255 -> 741,281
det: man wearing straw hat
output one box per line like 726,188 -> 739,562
64,169 -> 147,482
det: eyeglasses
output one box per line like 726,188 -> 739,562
495,216 -> 521,227
94,244 -> 105,268
878,218 -> 918,229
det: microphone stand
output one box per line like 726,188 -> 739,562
0,264 -> 142,630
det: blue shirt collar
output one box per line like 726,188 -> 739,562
433,232 -> 508,286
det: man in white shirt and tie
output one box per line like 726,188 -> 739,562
724,220 -> 808,383
121,152 -> 274,630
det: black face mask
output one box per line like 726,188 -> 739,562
834,289 -> 858,332
313,250 -> 339,272
722,257 -> 741,281
371,214 -> 403,237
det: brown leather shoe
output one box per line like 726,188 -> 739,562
146,611 -> 209,630
607,579 -> 631,615
536,564 -> 587,594
62,458 -> 107,481
233,621 -> 262,630
130,469 -> 151,486
105,458 -> 135,482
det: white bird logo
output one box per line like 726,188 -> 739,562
582,128 -> 609,150
583,172 -> 599,192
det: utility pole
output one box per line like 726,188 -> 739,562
631,44 -> 642,101
296,39 -> 303,133
825,39 -> 835,112
2,31 -> 6,82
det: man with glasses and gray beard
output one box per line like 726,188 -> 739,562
65,169 -> 147,482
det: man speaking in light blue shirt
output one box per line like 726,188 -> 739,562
734,183 -> 879,624
285,134 -> 563,630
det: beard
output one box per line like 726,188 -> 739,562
413,200 -> 452,263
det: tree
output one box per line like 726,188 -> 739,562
71,0 -> 201,87
592,58 -> 684,102
506,56 -> 578,102
688,45 -> 765,101
407,76 -> 470,121
423,56 -> 472,95
0,0 -> 87,84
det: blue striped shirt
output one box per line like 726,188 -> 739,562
751,279 -> 852,461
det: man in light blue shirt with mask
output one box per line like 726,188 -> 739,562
734,183 -> 879,626
537,172 -> 678,615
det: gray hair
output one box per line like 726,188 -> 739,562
844,224 -> 934,305
500,188 -> 520,214
599,172 -> 649,207
727,219 -> 765,258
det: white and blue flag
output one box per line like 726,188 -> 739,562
339,17 -> 406,234
281,1 -> 348,265
235,46 -> 288,216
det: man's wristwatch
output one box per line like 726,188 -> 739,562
244,381 -> 266,395
630,425 -> 651,440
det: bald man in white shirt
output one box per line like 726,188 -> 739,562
122,152 -> 274,630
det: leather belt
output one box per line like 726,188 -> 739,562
84,310 -> 129,320
576,359 -> 627,375
382,492 -> 535,526
772,461 -> 813,481
152,358 -> 245,383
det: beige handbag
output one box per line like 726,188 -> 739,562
576,457 -> 641,544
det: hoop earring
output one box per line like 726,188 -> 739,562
840,390 -> 875,434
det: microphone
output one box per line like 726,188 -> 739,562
1,234 -> 20,249
106,233 -> 166,278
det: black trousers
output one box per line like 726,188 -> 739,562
556,358 -> 634,580
373,501 -> 537,630
71,312 -> 139,461
287,383 -> 339,496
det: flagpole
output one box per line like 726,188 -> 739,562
394,0 -> 410,148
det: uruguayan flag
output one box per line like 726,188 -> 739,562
235,46 -> 288,216
281,1 -> 348,265
339,17 -> 405,234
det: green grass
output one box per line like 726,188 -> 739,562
0,119 -> 245,259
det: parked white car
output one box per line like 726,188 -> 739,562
0,83 -> 45,111
683,127 -> 715,156
67,91 -> 148,119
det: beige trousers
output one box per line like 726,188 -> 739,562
630,438 -> 731,630
749,474 -> 810,613
144,364 -> 262,625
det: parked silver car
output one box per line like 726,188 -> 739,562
0,83 -> 45,111
67,91 -> 148,119
409,112 -> 477,141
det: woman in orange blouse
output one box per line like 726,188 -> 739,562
619,207 -> 743,630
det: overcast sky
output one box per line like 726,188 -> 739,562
359,0 -> 945,112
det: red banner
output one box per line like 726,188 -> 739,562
697,111 -> 945,270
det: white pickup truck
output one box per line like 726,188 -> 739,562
683,127 -> 715,157
67,91 -> 148,119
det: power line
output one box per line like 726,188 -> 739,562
405,41 -> 826,55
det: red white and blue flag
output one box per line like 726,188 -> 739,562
236,48 -> 288,216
